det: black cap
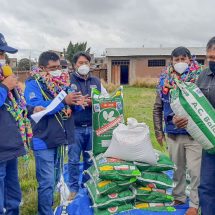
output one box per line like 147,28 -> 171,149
0,33 -> 18,54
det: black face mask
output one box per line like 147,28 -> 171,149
209,61 -> 215,74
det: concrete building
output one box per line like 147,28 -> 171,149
105,47 -> 206,85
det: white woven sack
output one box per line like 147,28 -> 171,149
104,118 -> 157,165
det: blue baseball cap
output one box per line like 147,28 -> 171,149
0,33 -> 18,54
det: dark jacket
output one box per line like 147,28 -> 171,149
70,72 -> 101,127
24,78 -> 74,149
153,92 -> 188,137
0,83 -> 26,162
196,68 -> 215,108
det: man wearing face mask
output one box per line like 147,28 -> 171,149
67,51 -> 108,200
24,51 -> 83,215
174,38 -> 215,215
153,47 -> 202,215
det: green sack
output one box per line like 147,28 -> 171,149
92,87 -> 124,156
94,204 -> 134,215
86,180 -> 135,209
134,150 -> 176,172
170,80 -> 215,154
137,172 -> 174,190
135,202 -> 176,212
92,153 -> 141,181
135,185 -> 174,203
85,165 -> 137,195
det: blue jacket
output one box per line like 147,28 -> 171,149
0,83 -> 26,162
70,72 -> 101,127
162,93 -> 187,135
24,78 -> 75,150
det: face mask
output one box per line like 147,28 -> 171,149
0,59 -> 6,66
209,61 -> 215,74
174,62 -> 189,74
77,65 -> 90,76
49,69 -> 62,77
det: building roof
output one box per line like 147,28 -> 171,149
105,47 -> 206,57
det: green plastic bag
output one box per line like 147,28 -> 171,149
86,180 -> 136,209
92,87 -> 124,156
94,204 -> 134,215
134,150 -> 176,172
137,172 -> 174,189
135,202 -> 175,212
170,80 -> 215,154
92,153 -> 141,181
134,185 -> 174,203
85,165 -> 137,195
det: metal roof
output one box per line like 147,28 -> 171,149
105,47 -> 206,57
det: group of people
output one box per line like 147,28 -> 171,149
0,33 -> 107,215
0,32 -> 215,215
153,37 -> 215,215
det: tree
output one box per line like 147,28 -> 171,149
17,58 -> 35,71
66,41 -> 91,64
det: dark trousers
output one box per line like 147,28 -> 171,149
199,151 -> 215,215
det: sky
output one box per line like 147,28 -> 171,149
0,0 -> 214,59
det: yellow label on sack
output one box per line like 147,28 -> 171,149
98,181 -> 111,188
139,187 -> 152,191
99,166 -> 114,171
135,203 -> 149,209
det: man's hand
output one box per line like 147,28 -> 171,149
33,106 -> 45,113
173,115 -> 188,129
156,133 -> 166,146
64,92 -> 82,105
2,75 -> 18,90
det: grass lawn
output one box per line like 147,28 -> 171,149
19,86 -> 163,215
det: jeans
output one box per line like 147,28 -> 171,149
199,151 -> 215,215
0,158 -> 21,215
34,148 -> 60,215
68,126 -> 92,192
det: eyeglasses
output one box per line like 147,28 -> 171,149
45,65 -> 62,71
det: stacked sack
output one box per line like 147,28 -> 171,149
85,87 -> 137,214
133,150 -> 176,212
85,153 -> 139,215
103,118 -> 176,212
89,86 -> 177,214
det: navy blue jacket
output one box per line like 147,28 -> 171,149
24,78 -> 74,149
0,83 -> 26,162
162,93 -> 187,135
70,72 -> 101,127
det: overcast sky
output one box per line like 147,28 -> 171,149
1,0 -> 214,59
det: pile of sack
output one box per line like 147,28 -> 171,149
85,87 -> 177,214
133,150 -> 176,212
85,154 -> 138,215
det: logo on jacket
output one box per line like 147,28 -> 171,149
70,84 -> 78,91
29,92 -> 36,99
90,85 -> 97,89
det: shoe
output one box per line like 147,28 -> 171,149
173,200 -> 185,206
67,192 -> 77,201
185,207 -> 198,215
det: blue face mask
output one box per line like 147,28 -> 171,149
209,61 -> 215,74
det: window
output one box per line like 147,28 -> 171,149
196,59 -> 205,65
112,60 -> 129,65
148,59 -> 166,67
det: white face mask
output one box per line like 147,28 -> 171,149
174,62 -> 189,74
49,69 -> 62,77
0,59 -> 6,66
77,65 -> 90,76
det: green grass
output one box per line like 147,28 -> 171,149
19,86 -> 161,214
